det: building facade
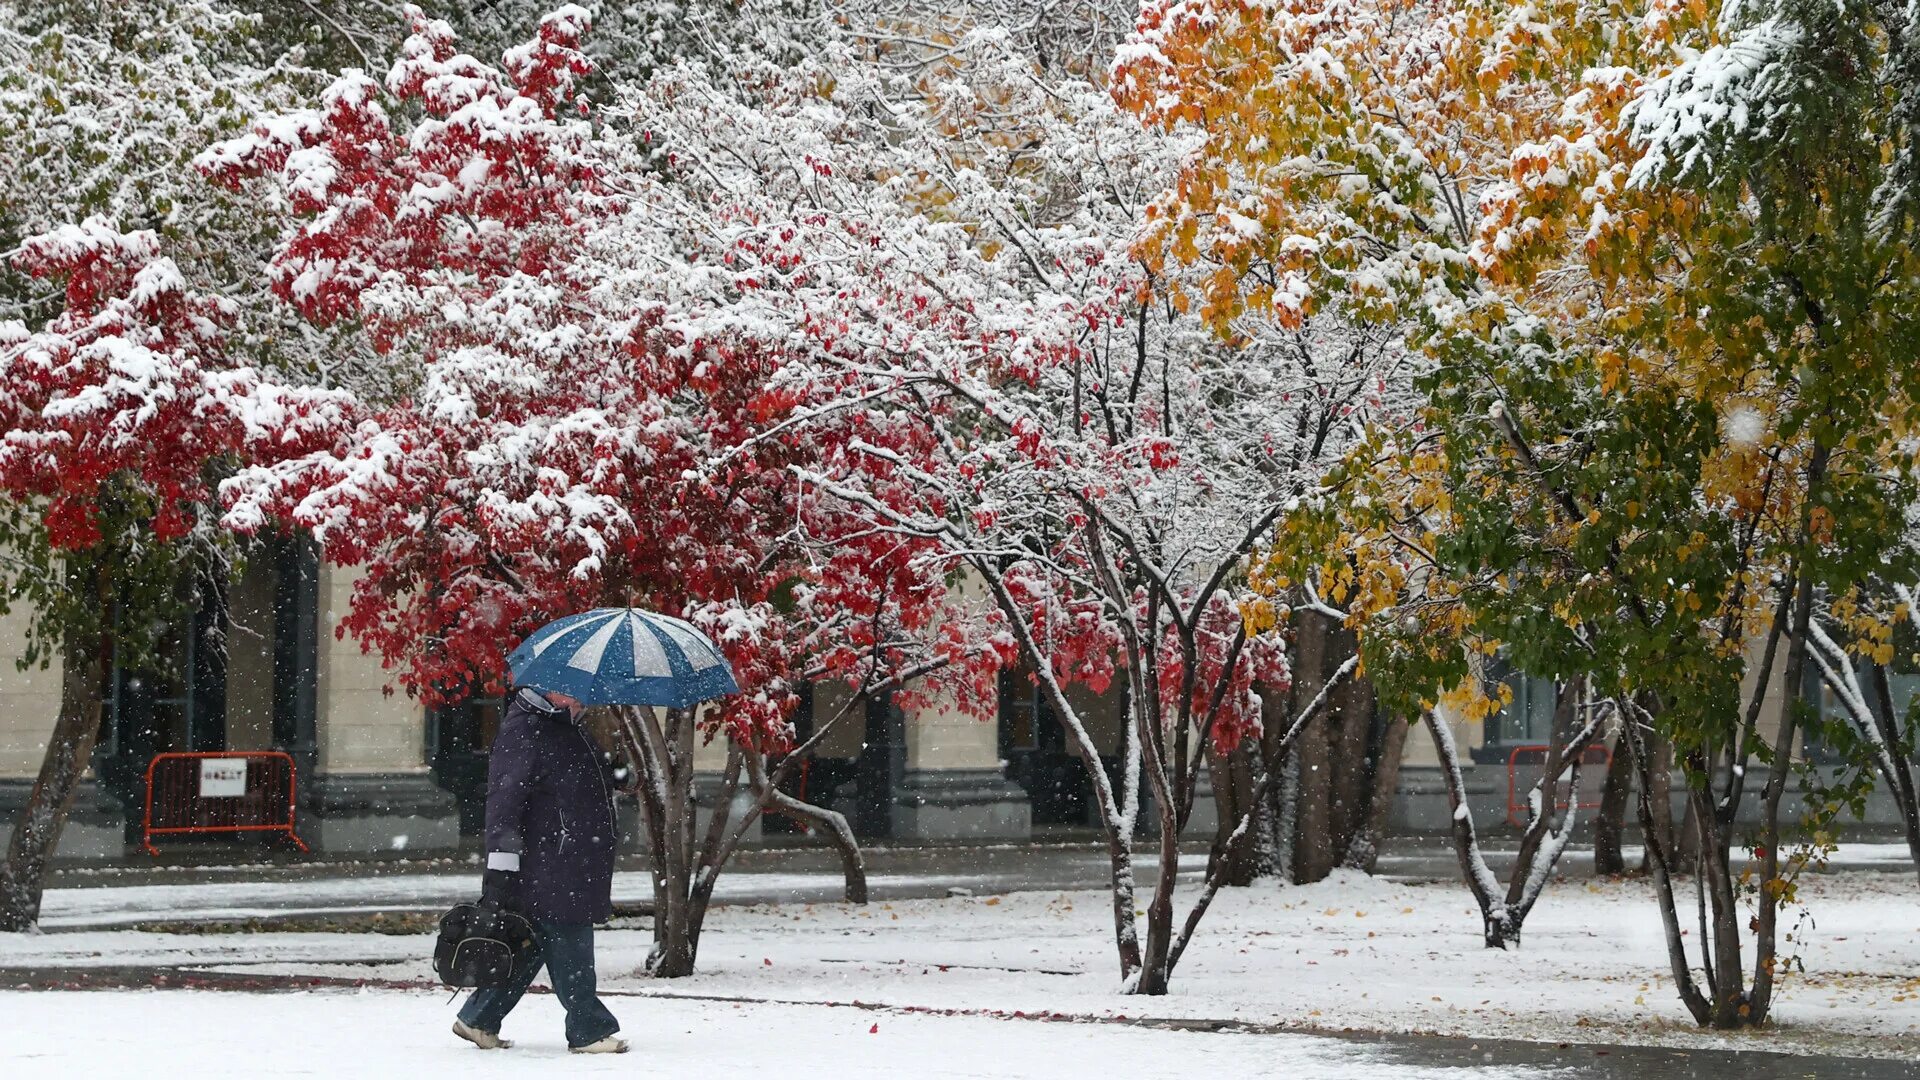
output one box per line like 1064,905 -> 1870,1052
1,554 -> 1908,863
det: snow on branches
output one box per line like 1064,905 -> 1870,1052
0,218 -> 348,548
205,8 -> 997,754
596,27 -> 1357,991
197,5 -> 599,343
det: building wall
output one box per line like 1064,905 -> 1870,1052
1062,680 -> 1125,756
0,602 -> 63,780
810,681 -> 869,759
1399,707 -> 1481,768
313,563 -> 427,773
903,685 -> 999,771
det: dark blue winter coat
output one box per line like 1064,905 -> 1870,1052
484,687 -> 621,924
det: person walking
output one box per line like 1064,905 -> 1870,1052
452,684 -> 630,1054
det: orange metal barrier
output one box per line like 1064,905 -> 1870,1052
142,751 -> 310,856
1505,743 -> 1611,830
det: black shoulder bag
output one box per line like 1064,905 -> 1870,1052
433,901 -> 539,988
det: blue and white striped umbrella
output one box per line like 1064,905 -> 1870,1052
506,607 -> 739,709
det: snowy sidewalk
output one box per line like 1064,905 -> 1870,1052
32,846 -> 1210,929
0,990 -> 1559,1080
33,839 -> 1918,930
13,987 -> 1920,1079
6,869 -> 1918,1064
26,853 -> 1198,930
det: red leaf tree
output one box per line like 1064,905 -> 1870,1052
0,219 -> 347,929
205,6 -> 998,976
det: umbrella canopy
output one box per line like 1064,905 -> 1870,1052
506,607 -> 740,709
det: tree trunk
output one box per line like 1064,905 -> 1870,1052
763,785 -> 869,903
1290,611 -> 1337,883
612,705 -> 701,978
1625,706 -> 1714,1025
1593,727 -> 1633,876
1423,710 -> 1515,947
1638,732 -> 1676,874
1287,611 -> 1384,881
1134,788 -> 1180,996
1497,684 -> 1595,929
1426,688 -> 1597,951
1206,741 -> 1260,887
1748,554 -> 1819,1025
1342,712 -> 1408,873
0,637 -> 104,933
1867,663 -> 1920,889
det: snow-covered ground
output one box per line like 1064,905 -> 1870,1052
31,855 -> 1208,929
7,868 -> 1917,1062
30,869 -> 933,929
0,990 -> 1563,1080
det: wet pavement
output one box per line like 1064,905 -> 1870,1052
1339,1027 -> 1920,1078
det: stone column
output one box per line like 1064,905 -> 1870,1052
304,563 -> 459,854
223,554 -> 277,751
893,682 -> 1030,841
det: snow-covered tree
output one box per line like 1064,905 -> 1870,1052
1462,0 -> 1920,1026
1126,0 -> 1920,1024
0,0 -> 350,931
207,6 -> 1003,976
0,220 -> 348,929
594,20 -> 1425,990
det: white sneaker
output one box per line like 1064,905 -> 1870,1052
453,1020 -> 512,1050
570,1036 -> 629,1054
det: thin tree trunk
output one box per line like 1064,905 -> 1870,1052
1164,658 -> 1356,979
1131,636 -> 1183,997
1498,685 -> 1598,931
1868,663 -> 1920,888
758,780 -> 869,904
1343,713 -> 1408,873
657,707 -> 701,977
716,747 -> 871,906
1426,688 -> 1597,950
974,559 -> 1142,984
1625,704 -> 1713,1024
1749,552 -> 1819,1023
1135,790 -> 1181,996
683,746 -> 744,946
1593,727 -> 1633,876
0,636 -> 104,932
1689,772 -> 1746,1025
1423,710 -> 1514,947
613,705 -> 699,978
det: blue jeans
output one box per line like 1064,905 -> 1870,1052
457,920 -> 620,1048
